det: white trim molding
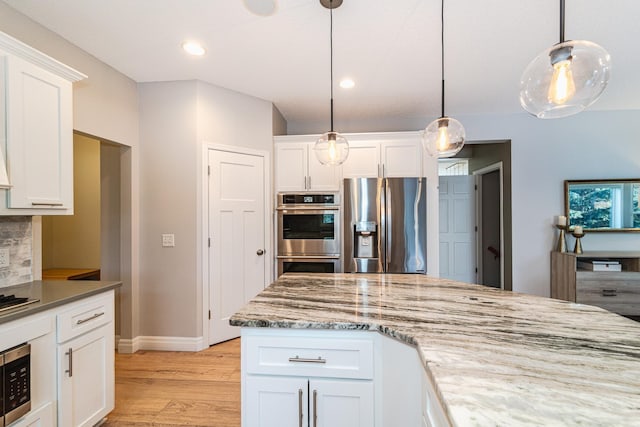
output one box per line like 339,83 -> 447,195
117,335 -> 206,353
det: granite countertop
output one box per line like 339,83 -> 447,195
230,273 -> 640,426
0,280 -> 121,325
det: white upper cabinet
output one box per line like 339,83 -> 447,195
341,133 -> 424,179
275,139 -> 342,192
0,32 -> 86,215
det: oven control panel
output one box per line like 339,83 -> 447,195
280,193 -> 337,206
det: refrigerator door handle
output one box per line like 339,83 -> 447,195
384,180 -> 391,272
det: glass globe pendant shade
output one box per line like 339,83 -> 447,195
423,117 -> 465,158
519,40 -> 611,119
314,131 -> 349,166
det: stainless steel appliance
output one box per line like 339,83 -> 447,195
1,343 -> 31,426
276,193 -> 341,276
344,177 -> 427,273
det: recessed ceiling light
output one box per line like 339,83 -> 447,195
340,78 -> 355,89
182,41 -> 206,56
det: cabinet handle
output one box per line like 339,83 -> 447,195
308,176 -> 311,189
313,389 -> 318,427
65,348 -> 73,377
31,202 -> 64,207
288,356 -> 327,364
601,289 -> 618,297
298,389 -> 303,427
382,164 -> 385,177
76,312 -> 105,325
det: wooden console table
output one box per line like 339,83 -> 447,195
551,251 -> 640,316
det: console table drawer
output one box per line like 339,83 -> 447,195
576,274 -> 640,315
244,335 -> 374,379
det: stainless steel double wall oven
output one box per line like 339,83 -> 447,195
276,193 -> 341,276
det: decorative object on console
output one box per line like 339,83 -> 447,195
314,0 -> 349,166
520,0 -> 611,119
555,215 -> 567,253
423,0 -> 465,158
572,225 -> 584,254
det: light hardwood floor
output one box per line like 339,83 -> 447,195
103,339 -> 241,427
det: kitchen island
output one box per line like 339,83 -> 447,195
230,273 -> 640,426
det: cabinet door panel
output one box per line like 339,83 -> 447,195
245,376 -> 308,427
308,151 -> 341,191
5,55 -> 73,211
341,143 -> 380,178
311,379 -> 374,427
382,141 -> 422,177
58,324 -> 114,427
276,144 -> 307,191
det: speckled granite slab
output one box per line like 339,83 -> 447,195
230,273 -> 640,426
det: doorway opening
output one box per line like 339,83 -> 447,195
41,131 -> 128,337
437,141 -> 512,290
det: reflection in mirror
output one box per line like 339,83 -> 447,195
565,179 -> 640,232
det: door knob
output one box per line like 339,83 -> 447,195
256,249 -> 265,256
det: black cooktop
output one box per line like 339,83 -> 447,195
0,294 -> 39,313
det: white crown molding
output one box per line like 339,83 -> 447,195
0,31 -> 86,82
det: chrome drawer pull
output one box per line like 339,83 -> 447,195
76,312 -> 105,325
65,348 -> 73,377
601,289 -> 618,297
31,202 -> 64,206
288,356 -> 327,364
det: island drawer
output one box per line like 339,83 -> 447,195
576,273 -> 640,316
57,292 -> 114,343
243,335 -> 374,379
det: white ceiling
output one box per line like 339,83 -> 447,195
5,0 -> 640,131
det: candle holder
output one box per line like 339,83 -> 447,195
555,224 -> 567,253
572,231 -> 585,254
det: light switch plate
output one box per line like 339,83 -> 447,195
0,248 -> 9,268
161,234 -> 175,247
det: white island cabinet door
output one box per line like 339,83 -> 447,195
58,323 -> 114,427
310,379 -> 374,427
244,376 -> 308,427
5,55 -> 73,212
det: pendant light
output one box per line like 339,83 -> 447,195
423,0 -> 465,158
519,0 -> 611,119
314,0 -> 349,166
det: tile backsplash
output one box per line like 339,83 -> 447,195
0,217 -> 32,288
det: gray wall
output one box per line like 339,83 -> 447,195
138,80 -> 274,339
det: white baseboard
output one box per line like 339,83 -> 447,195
117,335 -> 205,353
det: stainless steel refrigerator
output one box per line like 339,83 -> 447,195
343,177 -> 427,273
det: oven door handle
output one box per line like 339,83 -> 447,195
276,255 -> 341,260
276,206 -> 339,211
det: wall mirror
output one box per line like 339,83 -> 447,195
565,179 -> 640,232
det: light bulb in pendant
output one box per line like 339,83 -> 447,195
328,139 -> 337,162
314,131 -> 349,166
437,123 -> 449,151
548,59 -> 575,105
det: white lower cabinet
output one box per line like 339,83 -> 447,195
10,402 -> 54,427
245,376 -> 373,427
56,293 -> 115,427
242,330 -> 375,427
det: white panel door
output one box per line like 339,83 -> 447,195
209,149 -> 266,344
438,176 -> 476,283
311,379 -> 374,427
244,376 -> 308,427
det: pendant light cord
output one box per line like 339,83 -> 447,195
330,2 -> 335,132
559,0 -> 565,43
440,0 -> 445,118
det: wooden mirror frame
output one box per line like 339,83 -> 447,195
565,179 -> 640,232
